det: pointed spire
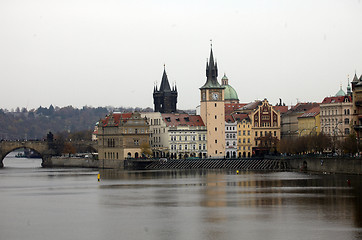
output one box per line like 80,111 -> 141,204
159,65 -> 171,92
352,71 -> 359,83
201,45 -> 222,89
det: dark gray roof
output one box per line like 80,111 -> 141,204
200,48 -> 223,89
159,68 -> 172,92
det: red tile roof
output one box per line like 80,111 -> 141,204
321,96 -> 351,104
161,113 -> 205,127
101,112 -> 133,126
298,106 -> 320,118
273,105 -> 288,114
225,103 -> 247,115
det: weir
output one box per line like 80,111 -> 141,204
127,158 -> 290,171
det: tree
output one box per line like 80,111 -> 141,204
140,142 -> 152,158
62,142 -> 76,157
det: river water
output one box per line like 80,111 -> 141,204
0,153 -> 361,240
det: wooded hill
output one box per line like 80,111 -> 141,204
0,105 -> 153,140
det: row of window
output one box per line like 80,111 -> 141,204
238,130 -> 251,136
238,138 -> 251,144
226,133 -> 236,139
321,109 -> 350,116
255,131 -> 277,137
322,127 -> 350,135
104,152 -> 119,159
170,144 -> 206,151
170,135 -> 206,141
321,118 -> 350,125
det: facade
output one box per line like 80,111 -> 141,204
141,112 -> 169,158
233,99 -> 282,156
351,72 -> 362,143
97,112 -> 150,168
225,115 -> 237,158
153,67 -> 178,113
142,112 -> 207,159
297,106 -> 320,136
281,102 -> 320,139
320,94 -> 352,141
236,115 -> 253,158
163,113 -> 207,159
200,48 -> 226,158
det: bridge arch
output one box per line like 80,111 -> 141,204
0,141 -> 51,168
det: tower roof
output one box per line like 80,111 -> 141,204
352,72 -> 359,83
159,67 -> 172,92
200,48 -> 223,89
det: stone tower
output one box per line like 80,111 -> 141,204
200,47 -> 225,158
153,67 -> 178,113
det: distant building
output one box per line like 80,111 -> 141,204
153,67 -> 178,113
232,99 -> 282,156
235,114 -> 253,158
297,106 -> 320,136
97,112 -> 150,168
320,85 -> 352,141
225,115 -> 237,158
281,102 -> 320,139
351,72 -> 362,142
142,112 -> 207,159
162,113 -> 207,159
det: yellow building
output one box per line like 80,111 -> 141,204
234,99 -> 282,156
236,116 -> 253,158
200,47 -> 225,158
297,106 -> 320,136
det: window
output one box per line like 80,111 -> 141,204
215,139 -> 217,143
345,128 -> 350,135
243,130 -> 245,135
255,131 -> 258,137
248,130 -> 250,135
345,118 -> 350,124
215,127 -> 217,131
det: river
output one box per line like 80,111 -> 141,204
0,152 -> 361,240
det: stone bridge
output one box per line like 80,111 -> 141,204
0,140 -> 53,168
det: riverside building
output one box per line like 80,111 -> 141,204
97,112 -> 150,168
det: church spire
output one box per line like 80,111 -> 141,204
200,46 -> 222,89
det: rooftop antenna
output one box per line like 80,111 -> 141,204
210,39 -> 212,48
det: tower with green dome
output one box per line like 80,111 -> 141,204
221,74 -> 239,103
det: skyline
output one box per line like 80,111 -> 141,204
1,0 -> 362,110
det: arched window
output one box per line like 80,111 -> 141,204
344,118 -> 350,124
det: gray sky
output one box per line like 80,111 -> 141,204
1,0 -> 362,110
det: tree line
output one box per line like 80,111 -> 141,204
0,105 -> 153,140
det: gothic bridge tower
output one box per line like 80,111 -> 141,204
153,66 -> 178,113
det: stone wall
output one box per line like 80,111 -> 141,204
45,157 -> 99,168
285,157 -> 362,174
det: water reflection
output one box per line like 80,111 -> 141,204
1,157 -> 361,240
100,169 -> 361,230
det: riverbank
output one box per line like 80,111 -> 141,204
43,156 -> 362,174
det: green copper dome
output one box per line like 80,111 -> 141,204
224,85 -> 239,100
221,74 -> 239,101
335,86 -> 346,97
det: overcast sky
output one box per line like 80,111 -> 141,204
1,0 -> 362,111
